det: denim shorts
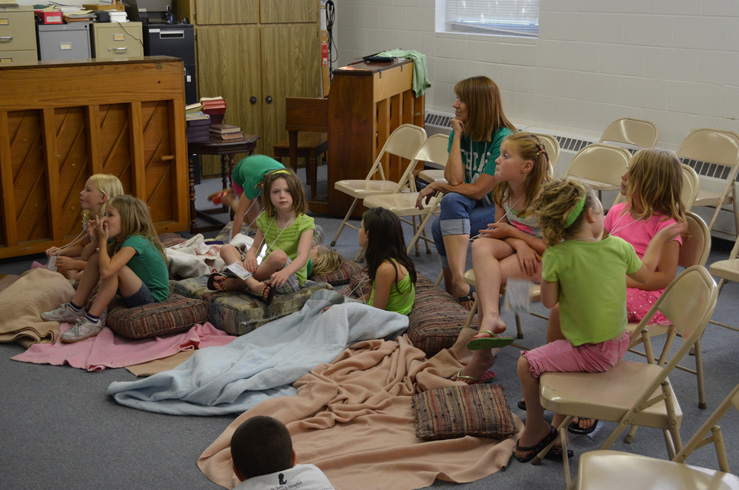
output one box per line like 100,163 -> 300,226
120,282 -> 156,307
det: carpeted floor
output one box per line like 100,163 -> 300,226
0,173 -> 737,489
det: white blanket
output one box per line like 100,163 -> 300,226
106,289 -> 408,415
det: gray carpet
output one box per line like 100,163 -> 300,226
1,173 -> 737,489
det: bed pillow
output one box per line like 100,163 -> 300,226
411,384 -> 518,440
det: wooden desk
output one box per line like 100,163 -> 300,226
187,134 -> 259,233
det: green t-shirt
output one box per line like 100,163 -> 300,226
448,127 -> 512,184
231,155 -> 285,200
120,235 -> 170,302
256,212 -> 315,285
367,264 -> 415,316
542,236 -> 641,346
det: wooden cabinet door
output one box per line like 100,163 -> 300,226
194,0 -> 258,25
260,0 -> 319,24
260,23 -> 321,156
195,25 -> 262,157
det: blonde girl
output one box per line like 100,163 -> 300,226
45,174 -> 124,280
211,169 -> 315,305
42,195 -> 169,343
512,180 -> 684,463
452,133 -> 551,384
309,245 -> 343,276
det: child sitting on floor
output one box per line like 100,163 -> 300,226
512,180 -> 685,463
231,416 -> 334,490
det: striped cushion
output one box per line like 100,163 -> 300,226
407,275 -> 478,357
311,257 -> 364,286
412,384 -> 517,440
106,293 -> 209,339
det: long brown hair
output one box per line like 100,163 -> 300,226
454,76 -> 516,142
106,195 -> 166,261
624,149 -> 685,224
260,168 -> 307,218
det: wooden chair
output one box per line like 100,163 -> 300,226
329,124 -> 427,248
564,144 -> 632,207
362,134 -> 450,256
532,265 -> 719,486
599,117 -> 659,150
568,383 -> 739,490
677,129 -> 739,235
273,133 -> 328,201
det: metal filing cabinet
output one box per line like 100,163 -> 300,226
91,21 -> 143,60
143,24 -> 196,103
0,5 -> 37,65
37,23 -> 91,61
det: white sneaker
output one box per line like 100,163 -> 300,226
41,303 -> 84,323
60,316 -> 103,343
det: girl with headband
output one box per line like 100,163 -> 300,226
511,179 -> 685,463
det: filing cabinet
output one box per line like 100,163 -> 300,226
91,21 -> 143,59
0,5 -> 37,65
37,23 -> 91,61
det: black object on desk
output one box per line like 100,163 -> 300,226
188,134 -> 259,234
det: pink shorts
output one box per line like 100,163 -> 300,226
232,182 -> 244,197
522,332 -> 629,378
627,288 -> 670,325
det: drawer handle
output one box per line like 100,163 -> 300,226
0,36 -> 12,42
160,155 -> 175,162
109,47 -> 128,52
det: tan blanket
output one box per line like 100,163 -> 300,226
198,331 -> 521,490
0,269 -> 74,347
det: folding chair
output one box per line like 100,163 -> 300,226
677,128 -> 739,235
532,132 -> 561,171
569,383 -> 739,490
708,232 -> 739,334
531,265 -> 719,486
612,163 -> 699,212
362,134 -> 449,256
599,117 -> 659,150
564,144 -> 632,208
330,124 -> 426,249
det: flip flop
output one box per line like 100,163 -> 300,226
543,446 -> 574,461
246,281 -> 274,305
513,424 -> 558,463
207,272 -> 228,291
457,286 -> 475,309
568,418 -> 598,435
450,369 -> 496,385
517,399 -> 526,411
466,330 -> 515,350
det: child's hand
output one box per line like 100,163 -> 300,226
46,246 -> 61,257
270,269 -> 290,289
656,222 -> 687,243
478,222 -> 513,240
515,246 -> 541,277
54,256 -> 77,272
96,216 -> 109,242
87,218 -> 99,243
322,305 -> 333,313
243,254 -> 258,273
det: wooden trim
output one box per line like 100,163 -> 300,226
128,101 -> 146,198
42,108 -> 62,242
0,111 -> 17,247
86,105 -> 102,174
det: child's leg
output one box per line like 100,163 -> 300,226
71,250 -> 102,307
471,237 -> 516,336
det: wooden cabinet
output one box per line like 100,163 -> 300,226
173,0 -> 322,159
0,57 -> 190,259
0,5 -> 37,65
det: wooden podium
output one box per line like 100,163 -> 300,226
286,58 -> 424,216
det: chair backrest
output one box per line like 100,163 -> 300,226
599,118 -> 659,149
395,133 -> 449,192
677,128 -> 739,169
680,164 -> 699,211
367,124 -> 427,181
680,212 -> 711,268
564,143 -> 631,192
640,266 -> 718,368
673,382 -> 739,472
531,132 -> 561,170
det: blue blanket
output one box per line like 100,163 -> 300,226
107,290 -> 408,415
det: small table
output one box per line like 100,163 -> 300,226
188,134 -> 259,233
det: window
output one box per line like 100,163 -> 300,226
441,0 -> 539,38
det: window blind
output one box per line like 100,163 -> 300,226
445,0 -> 539,37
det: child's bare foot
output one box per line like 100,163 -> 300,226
452,349 -> 495,384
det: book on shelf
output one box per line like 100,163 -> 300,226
186,102 -> 203,113
213,131 -> 245,141
209,123 -> 241,134
186,111 -> 210,122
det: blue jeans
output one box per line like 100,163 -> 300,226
431,192 -> 495,268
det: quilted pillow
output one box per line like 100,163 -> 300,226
106,293 -> 209,339
412,384 -> 517,440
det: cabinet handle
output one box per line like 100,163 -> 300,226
249,96 -> 257,104
109,47 -> 128,52
0,36 -> 12,42
265,96 -> 272,104
160,155 -> 175,161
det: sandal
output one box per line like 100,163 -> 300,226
246,281 -> 274,305
457,286 -> 475,310
466,330 -> 515,350
513,425 -> 558,463
568,418 -> 598,435
450,369 -> 496,385
207,273 -> 228,291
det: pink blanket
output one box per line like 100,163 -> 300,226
12,322 -> 235,372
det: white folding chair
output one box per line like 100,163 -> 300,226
564,144 -> 632,208
599,117 -> 659,150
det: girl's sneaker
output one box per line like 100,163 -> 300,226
41,303 -> 84,323
61,315 -> 103,343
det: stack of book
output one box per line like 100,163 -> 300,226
201,96 -> 226,125
210,123 -> 245,141
186,111 -> 210,143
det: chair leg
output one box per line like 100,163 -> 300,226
532,416 -> 574,485
435,270 -> 443,286
463,299 -> 478,329
411,216 -> 420,257
694,337 -> 707,409
330,198 -> 359,246
515,313 -> 524,339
